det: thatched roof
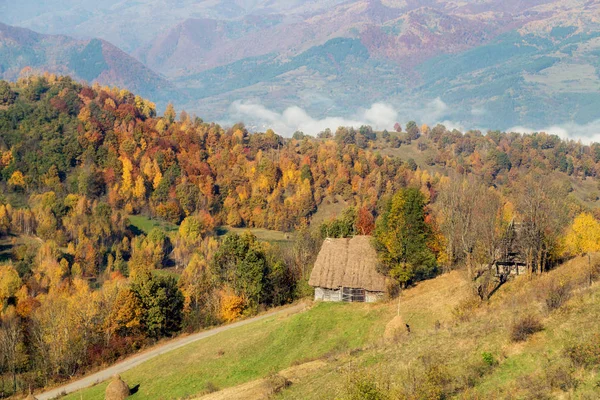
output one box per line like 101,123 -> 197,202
105,375 -> 130,400
309,235 -> 386,292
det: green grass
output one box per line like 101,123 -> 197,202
64,256 -> 600,400
0,234 -> 40,263
63,302 -> 392,399
0,235 -> 13,263
127,215 -> 178,235
216,226 -> 294,247
310,195 -> 349,226
152,268 -> 181,280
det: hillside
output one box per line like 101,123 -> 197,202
3,1 -> 600,131
0,23 -> 181,106
61,254 -> 600,399
3,77 -> 600,398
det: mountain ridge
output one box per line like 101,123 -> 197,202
2,0 -> 600,136
0,22 -> 182,106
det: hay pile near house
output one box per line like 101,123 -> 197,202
309,235 -> 386,302
384,315 -> 406,343
105,375 -> 130,400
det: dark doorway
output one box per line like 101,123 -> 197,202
342,287 -> 365,302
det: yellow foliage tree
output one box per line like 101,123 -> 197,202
0,204 -> 10,234
106,288 -> 144,337
219,289 -> 245,322
152,160 -> 163,189
0,264 -> 22,304
133,175 -> 146,199
564,212 -> 600,285
564,212 -> 600,256
8,171 -> 25,188
119,156 -> 133,197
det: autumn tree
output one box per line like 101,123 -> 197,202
564,212 -> 600,285
513,173 -> 569,274
436,175 -> 506,281
406,121 -> 420,140
179,254 -> 215,329
0,80 -> 17,105
130,272 -> 184,338
164,103 -> 176,124
106,288 -> 145,338
0,308 -> 25,394
356,206 -> 375,235
0,264 -> 21,306
320,207 -> 357,238
374,188 -> 437,288
212,233 -> 270,308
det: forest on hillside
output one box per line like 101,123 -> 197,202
1,75 -> 600,396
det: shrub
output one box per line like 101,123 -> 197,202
452,296 -> 481,322
544,361 -> 578,391
265,373 -> 291,395
510,315 -> 544,342
457,353 -> 499,390
341,369 -> 390,400
565,334 -> 600,368
481,352 -> 497,367
398,357 -> 451,400
517,360 -> 578,398
518,374 -> 552,400
203,381 -> 219,394
545,283 -> 571,312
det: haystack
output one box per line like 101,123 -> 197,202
309,236 -> 386,302
105,375 -> 130,400
383,315 -> 406,343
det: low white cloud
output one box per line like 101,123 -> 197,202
508,120 -> 600,144
421,97 -> 449,121
363,103 -> 398,129
230,98 -> 600,144
229,98 -> 452,137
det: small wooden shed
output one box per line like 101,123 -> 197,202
309,236 -> 386,302
495,220 -> 526,277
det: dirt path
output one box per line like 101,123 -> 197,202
35,303 -> 308,400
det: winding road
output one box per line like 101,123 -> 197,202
36,303 -> 307,400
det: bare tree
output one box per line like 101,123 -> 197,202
0,311 -> 22,394
436,175 -> 507,299
513,172 -> 569,274
437,176 -> 504,272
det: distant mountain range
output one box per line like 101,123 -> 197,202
2,0 -> 600,135
0,22 -> 181,106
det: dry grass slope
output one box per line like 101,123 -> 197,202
64,254 -> 600,399
280,255 -> 600,399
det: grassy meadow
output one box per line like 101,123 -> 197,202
64,255 -> 600,399
63,302 -> 392,399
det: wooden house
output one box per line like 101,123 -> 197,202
495,220 -> 527,277
309,236 -> 386,302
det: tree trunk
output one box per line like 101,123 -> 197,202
589,253 -> 593,287
466,252 -> 473,280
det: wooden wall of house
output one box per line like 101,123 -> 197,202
314,287 -> 383,303
365,291 -> 384,303
314,287 -> 342,302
